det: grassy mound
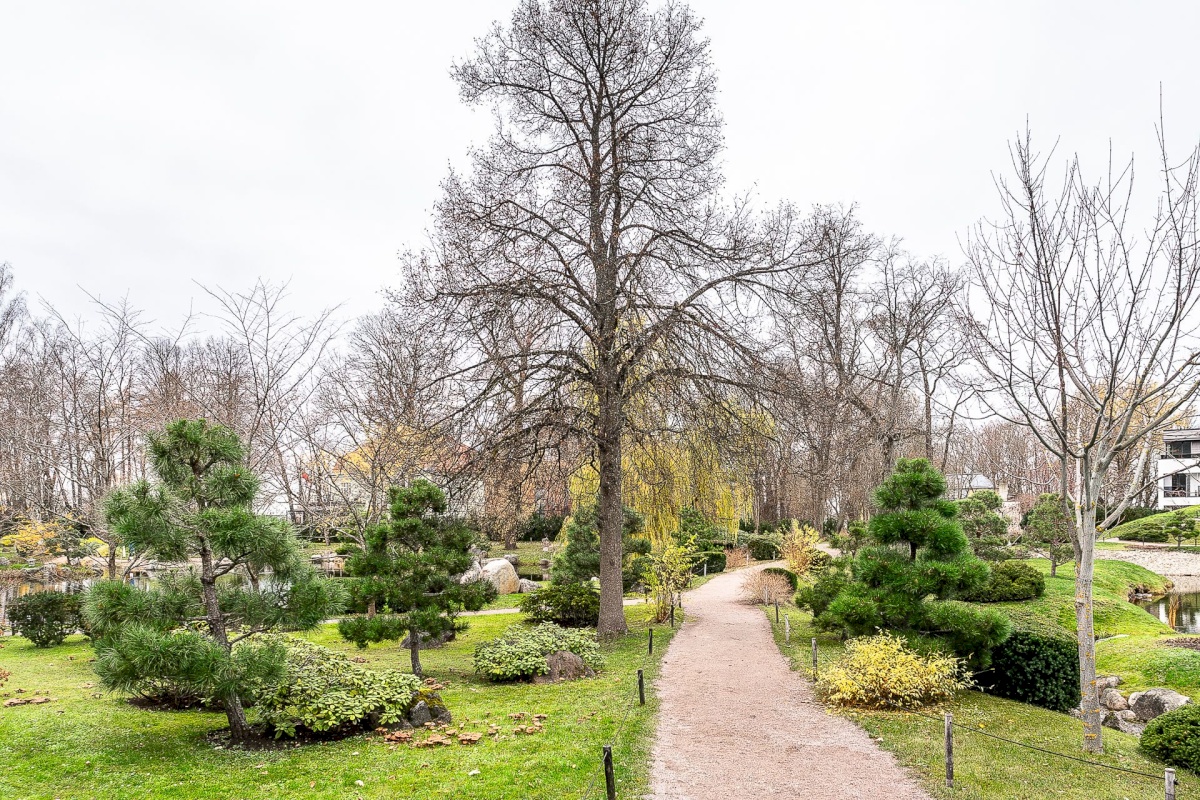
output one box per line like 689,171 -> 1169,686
1104,506 -> 1200,541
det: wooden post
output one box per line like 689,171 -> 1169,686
638,669 -> 645,706
648,628 -> 654,655
603,745 -> 616,800
784,613 -> 790,642
944,712 -> 954,788
775,601 -> 780,623
703,562 -> 707,577
670,603 -> 676,627
1166,768 -> 1176,800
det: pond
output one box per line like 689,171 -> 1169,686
1138,591 -> 1200,634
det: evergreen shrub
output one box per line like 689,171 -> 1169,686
519,582 -> 600,627
762,567 -> 799,590
9,590 -> 82,648
817,633 -> 971,709
981,614 -> 1079,712
963,561 -> 1045,602
1141,704 -> 1200,772
474,623 -> 602,682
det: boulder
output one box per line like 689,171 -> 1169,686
533,650 -> 595,684
1095,676 -> 1122,691
1129,688 -> 1190,722
408,700 -> 432,727
1100,688 -> 1128,711
458,565 -> 483,585
518,578 -> 540,593
1115,709 -> 1146,736
481,558 -> 521,594
502,553 -> 521,567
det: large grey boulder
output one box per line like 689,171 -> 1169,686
1100,688 -> 1128,711
1101,709 -> 1146,736
408,700 -> 432,727
458,564 -> 483,585
1129,688 -> 1190,722
533,650 -> 595,684
502,553 -> 521,567
518,578 -> 540,594
1095,676 -> 1122,691
481,558 -> 521,594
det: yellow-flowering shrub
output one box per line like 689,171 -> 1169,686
817,633 -> 971,709
780,521 -> 821,576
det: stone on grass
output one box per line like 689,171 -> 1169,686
1129,688 -> 1190,722
408,700 -> 432,727
481,558 -> 520,594
503,553 -> 521,567
1100,688 -> 1128,711
518,579 -> 540,594
1095,675 -> 1122,691
533,650 -> 595,684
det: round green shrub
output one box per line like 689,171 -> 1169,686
9,590 -> 82,647
1142,704 -> 1200,771
962,561 -> 1045,603
474,622 -> 602,681
693,549 -> 726,575
745,533 -> 781,561
981,615 -> 1078,712
242,635 -> 422,738
762,567 -> 799,590
519,582 -> 600,627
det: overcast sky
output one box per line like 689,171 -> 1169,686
3,1 -> 1198,332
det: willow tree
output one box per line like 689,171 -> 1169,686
403,0 -> 812,636
965,123 -> 1200,752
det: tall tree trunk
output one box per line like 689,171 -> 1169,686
596,402 -> 627,639
198,538 -> 254,743
409,622 -> 423,677
1076,480 -> 1102,753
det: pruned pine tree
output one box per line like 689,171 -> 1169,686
87,419 -> 344,743
337,479 -> 494,677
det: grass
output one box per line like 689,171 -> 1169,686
767,608 -> 1186,800
0,605 -> 673,800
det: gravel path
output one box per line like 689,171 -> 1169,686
1097,547 -> 1200,591
650,564 -> 933,800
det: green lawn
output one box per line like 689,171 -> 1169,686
0,606 -> 673,799
767,608 -> 1187,800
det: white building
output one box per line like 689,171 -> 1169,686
1159,429 -> 1200,509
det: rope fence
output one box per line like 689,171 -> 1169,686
767,606 -> 1182,800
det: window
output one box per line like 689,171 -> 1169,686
1168,441 -> 1197,458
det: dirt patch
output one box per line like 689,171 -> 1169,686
651,564 -> 932,800
1165,637 -> 1200,651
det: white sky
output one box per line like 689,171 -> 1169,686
3,1 -> 1199,331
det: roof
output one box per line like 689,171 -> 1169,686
947,473 -> 996,490
1164,429 -> 1200,442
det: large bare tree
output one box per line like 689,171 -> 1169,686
966,124 -> 1200,752
404,0 -> 811,635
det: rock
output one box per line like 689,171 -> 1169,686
533,650 -> 595,684
408,700 -> 432,727
481,558 -> 521,594
432,705 -> 452,725
1129,688 -> 1191,722
458,565 -> 483,585
518,579 -> 540,593
1100,688 -> 1128,711
1115,709 -> 1146,736
1095,676 -> 1122,691
502,553 -> 521,567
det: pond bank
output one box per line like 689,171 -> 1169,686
1097,548 -> 1200,592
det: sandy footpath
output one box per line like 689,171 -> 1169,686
650,564 -> 933,800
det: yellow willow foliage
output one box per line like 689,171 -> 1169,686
569,437 -> 753,546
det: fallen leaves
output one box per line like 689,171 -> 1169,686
4,696 -> 54,707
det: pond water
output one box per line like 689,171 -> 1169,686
1138,591 -> 1200,634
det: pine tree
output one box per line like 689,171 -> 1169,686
1024,493 -> 1074,576
87,420 -> 345,743
337,479 -> 494,676
817,459 -> 1009,666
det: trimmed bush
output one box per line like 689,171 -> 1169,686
1106,506 -> 1200,541
817,633 -> 971,709
1141,704 -> 1200,772
9,590 -> 82,647
796,560 -> 851,617
693,549 -> 726,575
981,615 -> 1079,712
519,582 -> 600,627
243,635 -> 421,738
745,533 -> 782,561
922,600 -> 1012,670
474,623 -> 602,682
762,567 -> 799,590
962,561 -> 1045,603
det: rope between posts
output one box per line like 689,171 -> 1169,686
904,709 -> 1168,782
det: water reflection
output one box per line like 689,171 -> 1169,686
1138,591 -> 1200,633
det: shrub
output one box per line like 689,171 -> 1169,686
693,549 -> 726,575
1106,507 -> 1200,541
780,522 -> 822,576
520,511 -> 566,542
981,615 -> 1078,712
962,561 -> 1046,602
762,567 -> 799,591
1142,704 -> 1200,772
739,570 -> 793,605
922,600 -> 1012,670
817,633 -> 971,709
796,560 -> 851,617
9,590 -> 82,647
519,582 -> 600,627
745,532 -> 782,561
242,635 -> 421,738
474,623 -> 602,682
724,546 -> 749,569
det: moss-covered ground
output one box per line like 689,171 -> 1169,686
0,605 -> 674,799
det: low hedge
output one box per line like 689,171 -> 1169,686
9,590 -> 83,648
519,582 -> 600,627
762,567 -> 799,590
962,561 -> 1045,603
693,549 -> 727,575
980,613 -> 1079,712
1105,507 -> 1200,542
474,623 -> 602,682
745,533 -> 782,561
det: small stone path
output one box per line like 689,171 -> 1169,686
650,564 -> 933,800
